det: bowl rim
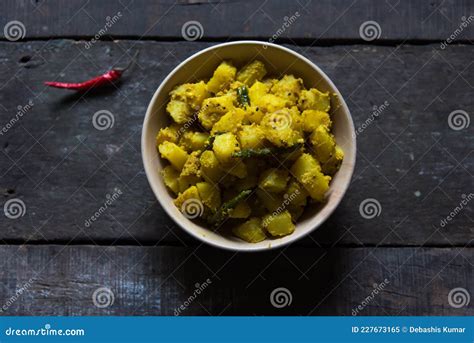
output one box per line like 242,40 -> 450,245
141,40 -> 356,252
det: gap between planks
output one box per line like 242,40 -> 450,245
1,37 -> 474,47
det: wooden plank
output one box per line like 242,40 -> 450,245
0,40 -> 472,246
0,245 -> 471,315
1,0 -> 474,41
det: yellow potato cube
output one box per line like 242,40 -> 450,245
260,109 -> 304,147
170,81 -> 209,110
177,174 -> 201,193
156,124 -> 180,145
226,160 -> 248,179
322,145 -> 344,176
207,61 -> 237,94
166,100 -> 191,124
302,110 -> 332,132
310,125 -> 336,163
258,168 -> 289,193
284,179 -> 308,207
161,165 -> 180,194
298,88 -> 330,112
258,94 -> 287,113
179,131 -> 209,152
232,217 -> 267,243
158,141 -> 189,171
213,132 -> 240,164
200,150 -> 223,183
271,74 -> 303,106
198,94 -> 235,130
249,81 -> 270,107
236,60 -> 267,86
180,151 -> 201,177
262,210 -> 295,237
229,200 -> 251,219
290,153 -> 331,202
245,106 -> 265,124
238,124 -> 265,149
211,108 -> 246,134
233,218 -> 266,242
196,182 -> 221,211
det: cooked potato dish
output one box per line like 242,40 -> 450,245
156,60 -> 343,243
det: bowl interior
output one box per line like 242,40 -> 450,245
142,41 -> 356,251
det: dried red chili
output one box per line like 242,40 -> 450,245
44,51 -> 138,91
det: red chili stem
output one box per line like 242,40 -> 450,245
44,50 -> 139,91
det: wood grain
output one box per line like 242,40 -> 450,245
1,0 -> 474,41
0,245 -> 471,315
0,40 -> 472,246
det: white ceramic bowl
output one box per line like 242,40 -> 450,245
142,41 -> 356,251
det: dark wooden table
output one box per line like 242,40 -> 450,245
0,0 -> 472,316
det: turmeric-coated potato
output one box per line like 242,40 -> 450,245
236,60 -> 267,86
238,124 -> 265,149
166,100 -> 191,124
310,125 -> 336,163
211,108 -> 246,134
302,110 -> 332,132
179,131 -> 209,152
271,74 -> 303,106
196,181 -> 221,211
170,81 -> 209,110
158,59 -> 343,243
232,217 -> 267,243
198,94 -> 235,130
207,61 -> 237,94
290,153 -> 331,202
158,141 -> 188,171
298,88 -> 331,112
262,210 -> 295,237
258,168 -> 289,193
213,132 -> 240,164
